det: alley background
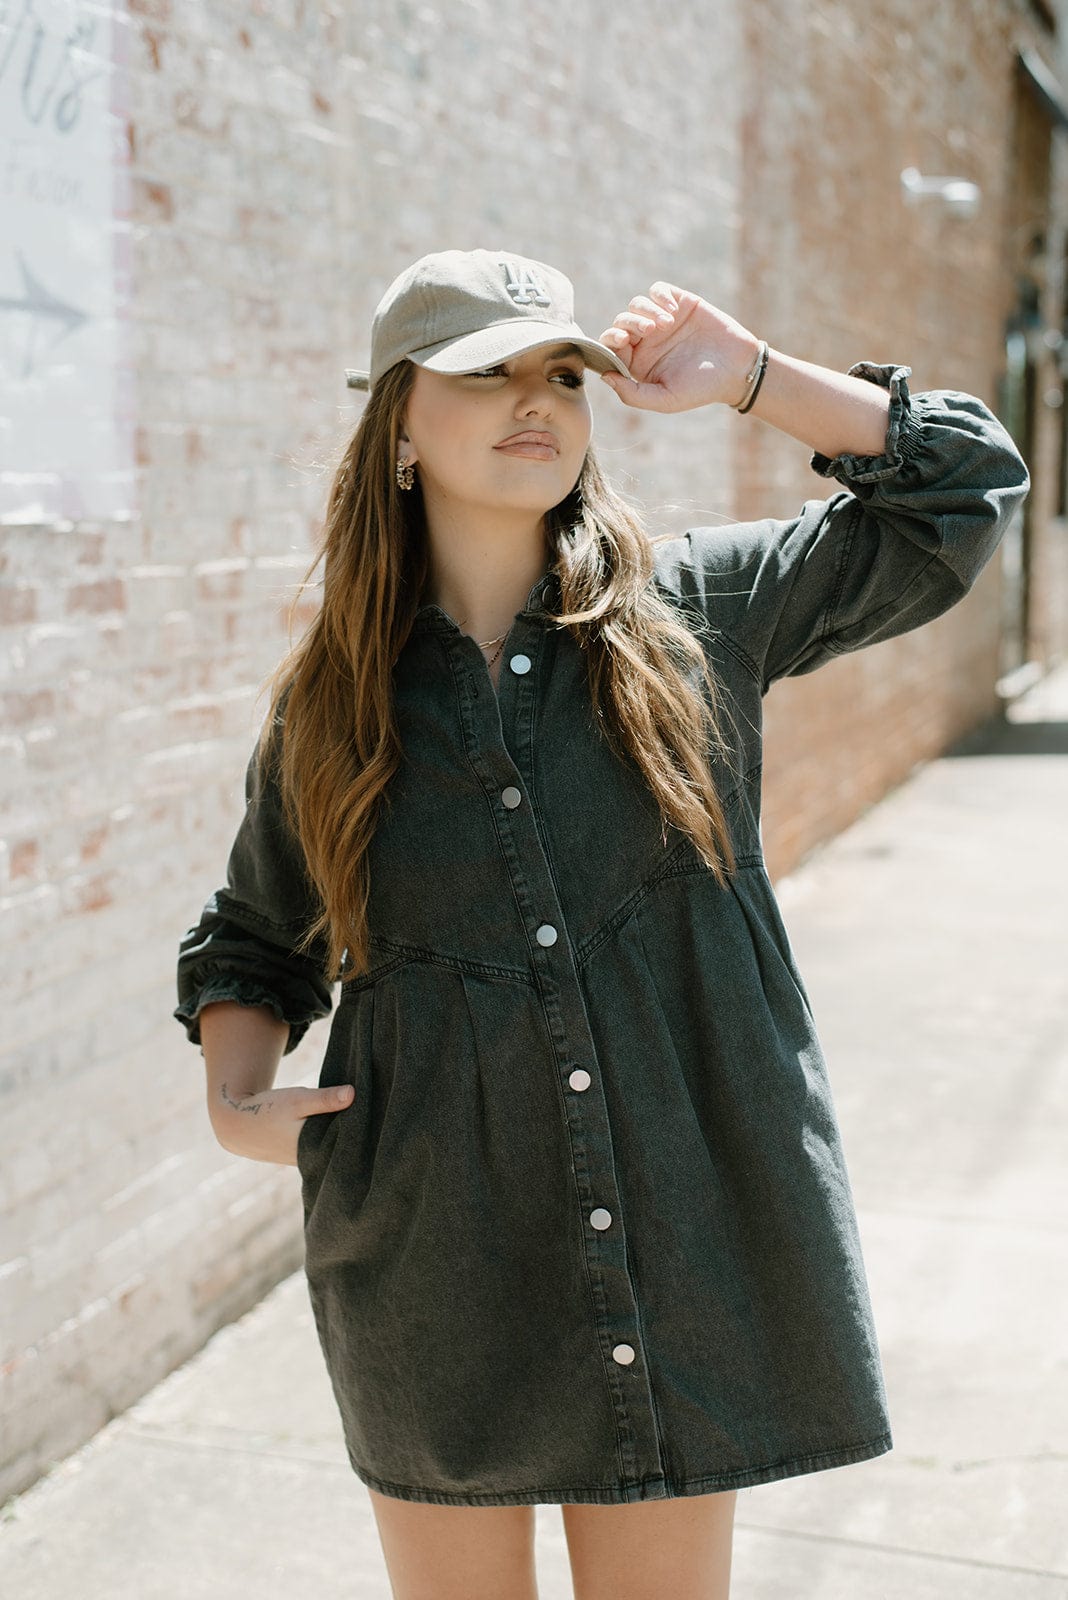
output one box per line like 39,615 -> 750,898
1,0 -> 1066,1587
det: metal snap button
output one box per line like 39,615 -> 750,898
501,786 -> 522,809
612,1343 -> 636,1366
568,1068 -> 591,1091
535,924 -> 557,946
509,653 -> 532,675
590,1207 -> 612,1230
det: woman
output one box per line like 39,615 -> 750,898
174,248 -> 1029,1600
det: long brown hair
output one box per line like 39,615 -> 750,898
256,357 -> 740,986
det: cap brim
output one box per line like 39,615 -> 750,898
411,322 -> 635,380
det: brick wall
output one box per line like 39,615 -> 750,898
0,0 -> 742,1501
736,0 -> 1066,878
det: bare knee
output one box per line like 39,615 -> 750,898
562,1489 -> 737,1600
367,1487 -> 539,1600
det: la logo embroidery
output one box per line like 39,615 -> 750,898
500,259 -> 552,308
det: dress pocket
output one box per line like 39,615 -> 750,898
295,1099 -> 346,1197
296,987 -> 375,1257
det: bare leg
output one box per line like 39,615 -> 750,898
367,1486 -> 540,1600
562,1489 -> 737,1600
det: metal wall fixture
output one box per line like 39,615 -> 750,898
900,166 -> 982,219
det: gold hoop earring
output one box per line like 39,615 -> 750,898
396,456 -> 415,491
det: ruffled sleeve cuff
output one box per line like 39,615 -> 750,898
172,970 -> 320,1057
173,907 -> 334,1058
809,362 -> 924,485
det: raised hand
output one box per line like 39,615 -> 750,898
597,282 -> 761,413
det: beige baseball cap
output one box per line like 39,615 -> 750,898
344,248 -> 635,392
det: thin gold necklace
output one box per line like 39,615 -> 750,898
477,632 -> 507,670
450,614 -> 506,657
460,566 -> 551,668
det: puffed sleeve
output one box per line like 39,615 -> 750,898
658,362 -> 1030,691
173,719 -> 335,1057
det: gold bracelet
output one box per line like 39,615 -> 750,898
729,339 -> 769,411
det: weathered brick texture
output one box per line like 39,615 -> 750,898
1,0 -> 743,1500
736,0 -> 1066,876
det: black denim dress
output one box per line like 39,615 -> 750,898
174,364 -> 1029,1506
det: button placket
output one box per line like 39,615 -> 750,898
462,610 -> 660,1476
531,901 -> 644,1403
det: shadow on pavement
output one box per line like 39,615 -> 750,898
943,712 -> 1068,759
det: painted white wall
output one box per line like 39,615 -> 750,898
0,0 -> 135,525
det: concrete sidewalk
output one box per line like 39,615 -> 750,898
3,667 -> 1067,1599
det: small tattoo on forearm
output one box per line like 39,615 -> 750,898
220,1080 -> 265,1114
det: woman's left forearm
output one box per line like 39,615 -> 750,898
740,347 -> 891,461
